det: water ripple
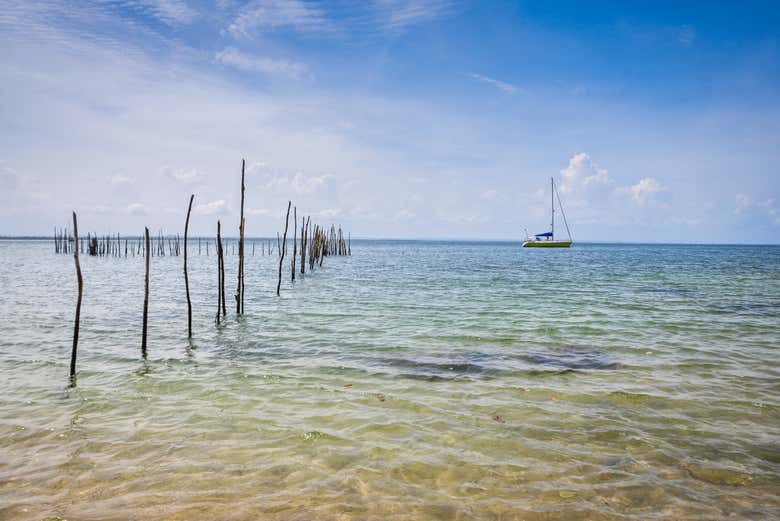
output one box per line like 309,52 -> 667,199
0,240 -> 779,520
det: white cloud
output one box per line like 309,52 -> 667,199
620,177 -> 666,207
735,193 -> 753,214
394,208 -> 416,220
110,173 -> 134,186
553,154 -> 671,224
291,172 -> 333,194
130,0 -> 198,25
0,0 -> 174,69
225,0 -> 459,39
376,0 -> 460,30
348,205 -> 378,220
125,203 -> 149,216
664,216 -> 702,226
164,167 -> 203,184
227,0 -> 328,38
255,170 -> 336,196
215,47 -> 306,78
469,73 -> 519,94
319,207 -> 342,218
3,2 -> 777,241
557,153 -> 613,208
736,195 -> 780,225
194,199 -> 228,216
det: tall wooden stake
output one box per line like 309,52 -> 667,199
235,160 -> 246,314
301,216 -> 309,275
291,206 -> 297,281
216,220 -> 223,324
70,212 -> 83,383
184,194 -> 194,338
142,227 -> 150,358
241,219 -> 245,312
277,201 -> 291,296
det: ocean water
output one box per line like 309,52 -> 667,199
0,239 -> 778,520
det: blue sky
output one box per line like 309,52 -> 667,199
1,1 -> 779,242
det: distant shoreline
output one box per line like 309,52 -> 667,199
1,236 -> 777,246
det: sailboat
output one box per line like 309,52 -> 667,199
522,177 -> 572,248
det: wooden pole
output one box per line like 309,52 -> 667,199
291,206 -> 297,282
308,225 -> 315,271
300,216 -> 307,275
236,160 -> 245,315
70,212 -> 83,383
142,227 -> 150,358
277,201 -> 291,296
319,227 -> 325,267
216,220 -> 223,324
220,243 -> 226,318
184,194 -> 194,338
241,219 -> 245,313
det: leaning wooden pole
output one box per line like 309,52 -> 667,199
142,227 -> 150,358
219,233 -> 226,318
236,160 -> 246,315
300,216 -> 307,275
184,194 -> 194,338
291,206 -> 297,282
241,218 -> 245,313
70,212 -> 83,383
216,220 -> 223,324
277,201 -> 291,296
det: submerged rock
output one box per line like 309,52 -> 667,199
684,462 -> 753,486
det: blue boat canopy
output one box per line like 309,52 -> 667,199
535,231 -> 553,237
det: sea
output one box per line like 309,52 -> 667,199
0,239 -> 778,520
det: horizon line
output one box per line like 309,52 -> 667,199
1,236 -> 778,247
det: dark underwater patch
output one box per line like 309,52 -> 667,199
377,346 -> 619,381
379,356 -> 495,378
707,302 -> 780,316
519,346 -> 620,371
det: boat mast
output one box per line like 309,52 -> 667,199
555,181 -> 573,242
551,177 -> 555,240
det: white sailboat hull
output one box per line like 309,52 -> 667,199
522,240 -> 571,248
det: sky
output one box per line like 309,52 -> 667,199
1,1 -> 779,242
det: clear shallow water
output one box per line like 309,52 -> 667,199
0,239 -> 779,520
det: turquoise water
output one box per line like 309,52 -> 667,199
1,240 -> 779,520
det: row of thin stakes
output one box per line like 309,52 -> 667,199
67,159 -> 351,385
54,229 -> 314,257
